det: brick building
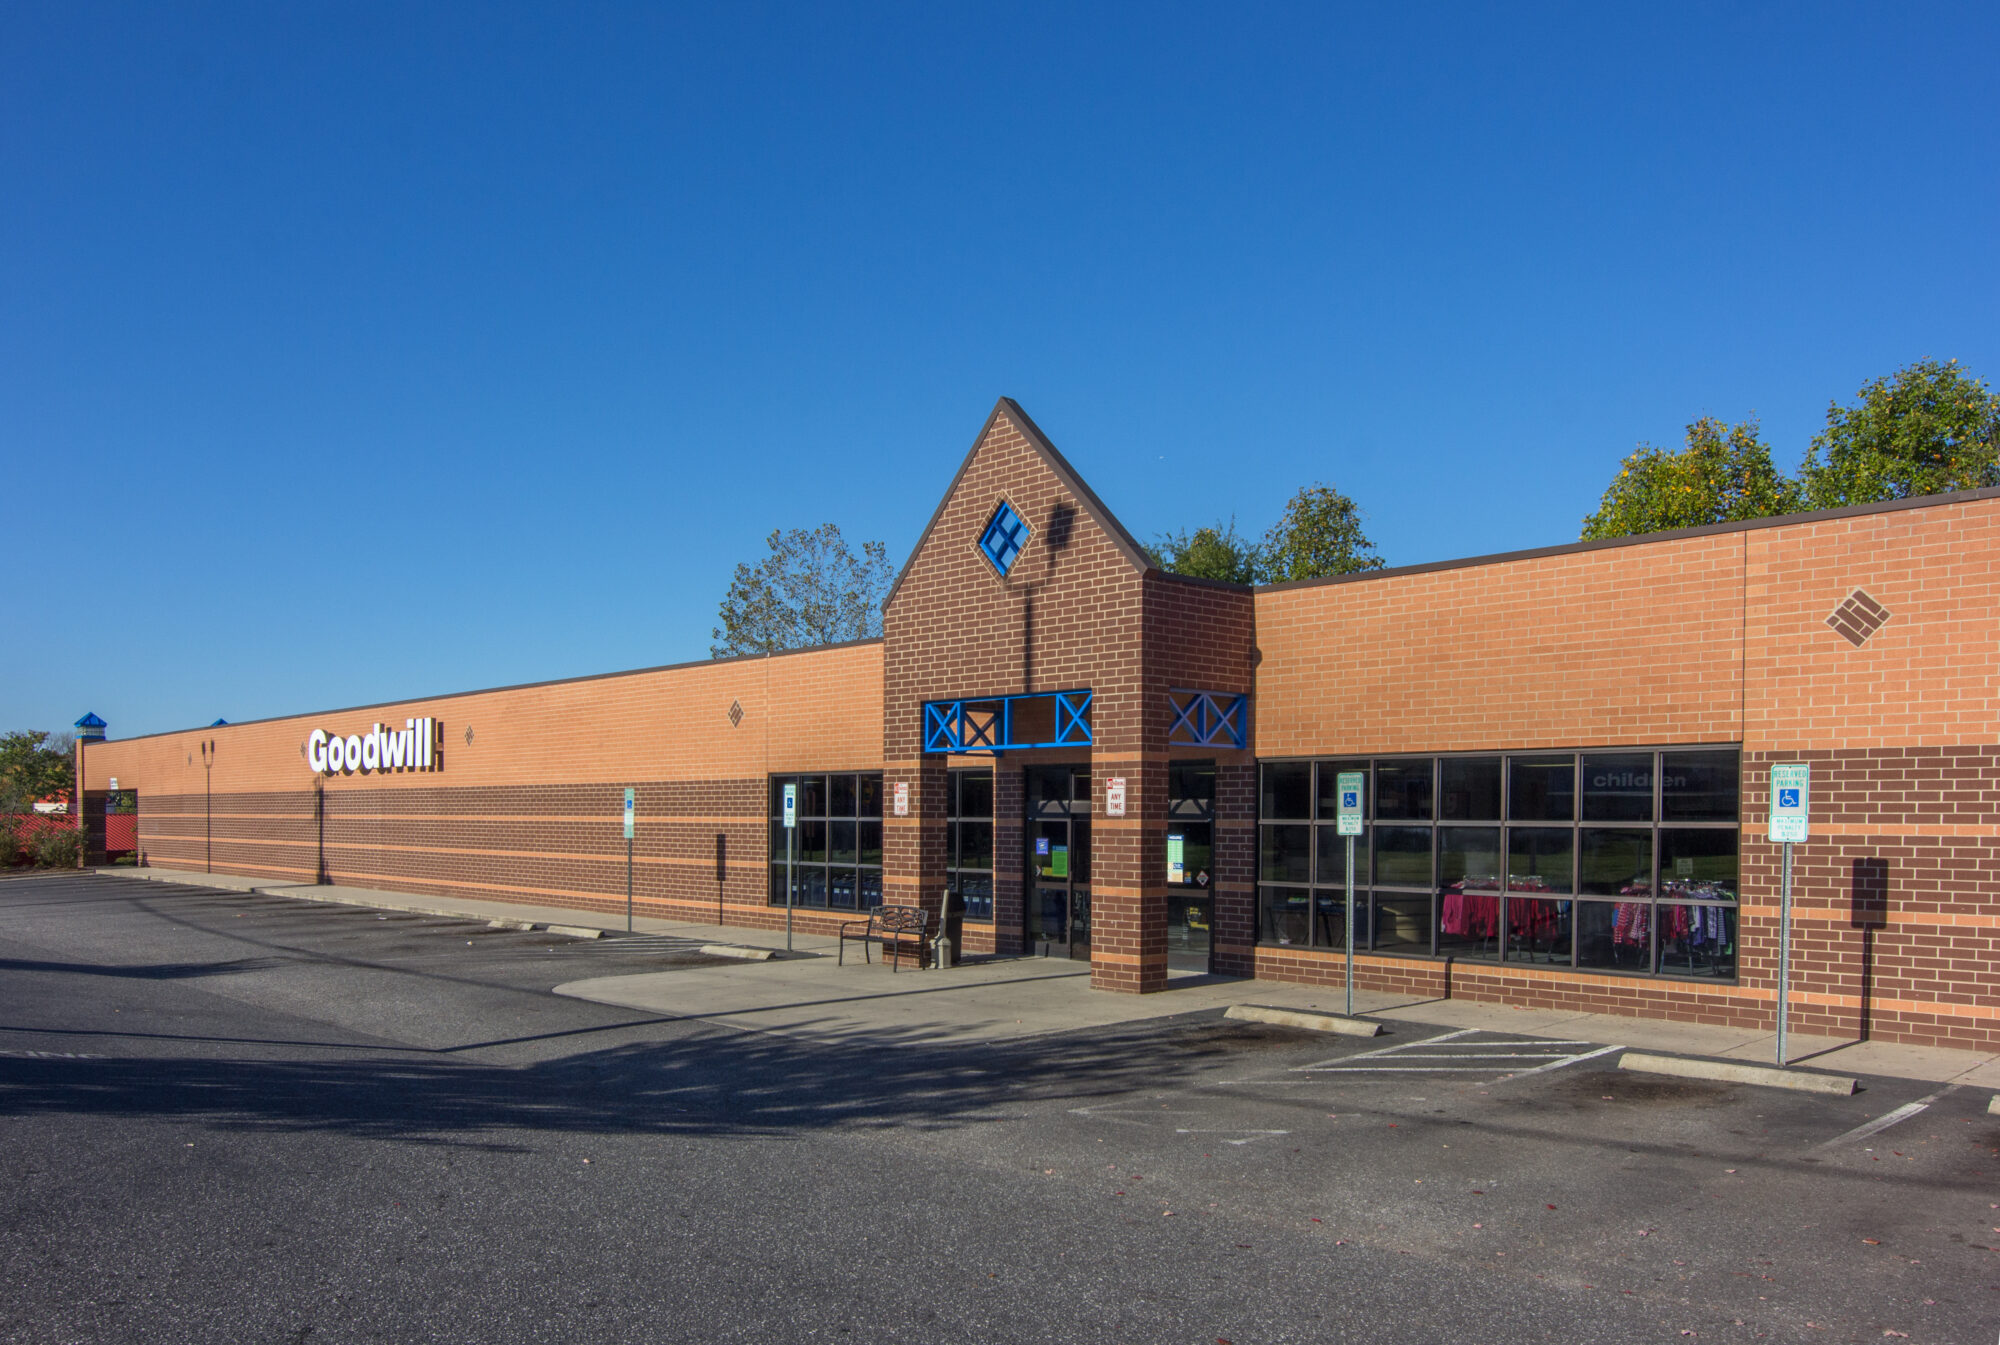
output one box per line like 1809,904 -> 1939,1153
79,399 -> 2000,1050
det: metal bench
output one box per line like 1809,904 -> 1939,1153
837,905 -> 929,971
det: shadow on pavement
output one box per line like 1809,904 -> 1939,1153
0,1018 -> 1230,1145
0,956 -> 292,980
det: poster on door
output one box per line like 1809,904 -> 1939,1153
1166,831 -> 1185,884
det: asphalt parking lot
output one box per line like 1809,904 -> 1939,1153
1,873 -> 1995,1344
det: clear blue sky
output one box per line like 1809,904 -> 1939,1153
7,3 -> 1996,739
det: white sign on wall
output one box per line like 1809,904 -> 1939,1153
307,718 -> 439,776
893,782 -> 909,817
1106,777 -> 1126,818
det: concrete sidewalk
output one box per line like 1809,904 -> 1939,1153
94,866 -> 2000,1088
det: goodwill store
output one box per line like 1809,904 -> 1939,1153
77,399 -> 2000,1052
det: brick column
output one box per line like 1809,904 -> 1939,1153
1211,759 -> 1258,978
883,755 -> 948,933
1090,757 -> 1167,993
989,766 -> 1025,955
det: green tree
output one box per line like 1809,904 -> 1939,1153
1580,417 -> 1802,540
1799,359 -> 2000,509
0,731 -> 75,814
711,524 -> 895,657
1259,483 -> 1385,582
1144,518 -> 1262,584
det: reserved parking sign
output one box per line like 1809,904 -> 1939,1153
1336,771 -> 1364,836
1769,763 -> 1809,843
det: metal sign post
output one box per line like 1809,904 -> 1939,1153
783,783 -> 798,952
623,787 -> 636,933
1769,763 -> 1811,1067
1336,771 -> 1364,1018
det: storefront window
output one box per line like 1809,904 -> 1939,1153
947,768 -> 994,921
1258,749 -> 1738,980
769,773 -> 884,911
1508,756 -> 1576,822
1260,763 -> 1311,821
1662,751 -> 1739,822
1439,757 -> 1501,821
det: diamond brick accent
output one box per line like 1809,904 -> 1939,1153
1825,589 -> 1890,647
727,699 -> 744,728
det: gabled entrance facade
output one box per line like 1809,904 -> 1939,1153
881,399 -> 1256,993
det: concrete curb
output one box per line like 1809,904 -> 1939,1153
486,919 -> 536,931
543,924 -> 604,940
1989,1094 -> 1999,1116
1225,1004 -> 1384,1037
699,945 -> 776,962
1620,1051 -> 1857,1095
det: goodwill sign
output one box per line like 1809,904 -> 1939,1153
307,718 -> 441,775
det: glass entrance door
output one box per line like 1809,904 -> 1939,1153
1025,766 -> 1090,960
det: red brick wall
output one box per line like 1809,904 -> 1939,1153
86,642 -> 885,931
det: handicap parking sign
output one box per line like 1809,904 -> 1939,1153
1769,763 -> 1810,842
1335,771 -> 1364,836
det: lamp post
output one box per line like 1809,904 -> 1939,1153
200,739 -> 216,873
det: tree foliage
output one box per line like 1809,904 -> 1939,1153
1580,417 -> 1802,540
1149,484 -> 1384,584
1258,483 -> 1386,582
1143,518 -> 1262,584
1582,361 -> 2000,540
711,524 -> 895,657
0,731 -> 75,813
1799,359 -> 2000,509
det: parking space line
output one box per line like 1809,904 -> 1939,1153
1508,1043 -> 1624,1077
1819,1086 -> 1953,1148
1286,1029 -> 1624,1082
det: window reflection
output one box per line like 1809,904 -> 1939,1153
1582,753 -> 1652,821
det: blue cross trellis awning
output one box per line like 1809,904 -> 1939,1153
923,689 -> 1093,754
1167,689 -> 1249,750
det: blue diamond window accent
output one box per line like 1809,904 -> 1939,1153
979,501 -> 1031,576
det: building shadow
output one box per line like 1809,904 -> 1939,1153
0,1014 -> 1240,1147
1851,857 -> 1888,1041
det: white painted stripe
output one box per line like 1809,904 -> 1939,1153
1294,1028 -> 1479,1070
1506,1043 -> 1626,1078
1819,1086 -> 1953,1148
1299,1066 -> 1547,1073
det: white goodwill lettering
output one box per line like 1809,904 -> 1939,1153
307,729 -> 328,774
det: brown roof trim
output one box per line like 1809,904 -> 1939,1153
102,638 -> 885,745
1255,485 -> 2000,595
883,397 -> 1151,610
1146,568 -> 1254,594
999,398 -> 1154,574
